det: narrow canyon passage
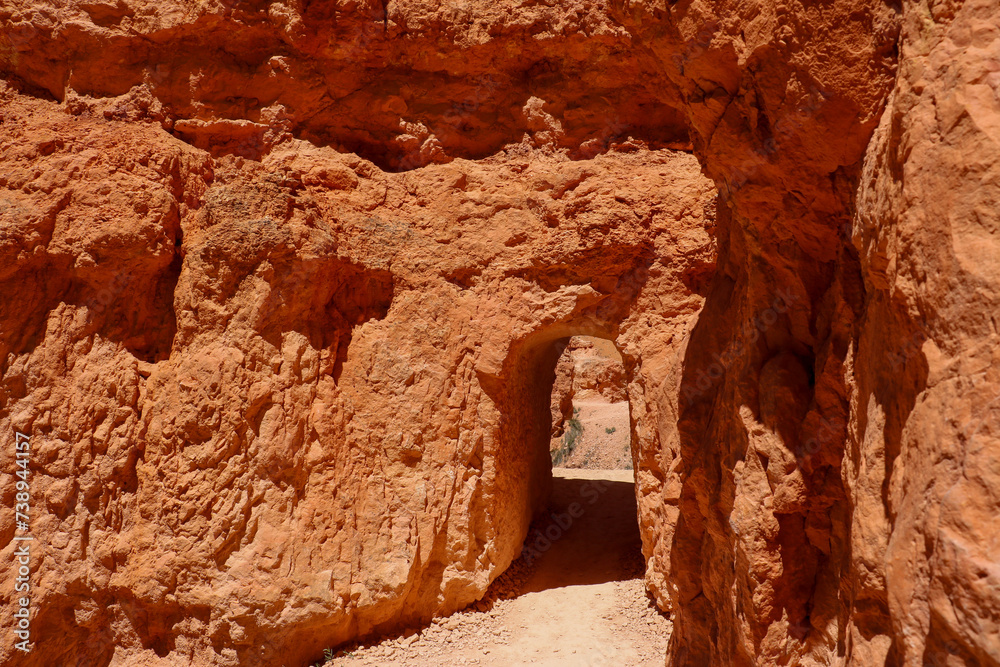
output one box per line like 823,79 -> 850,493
5,1 -> 998,664
328,468 -> 670,666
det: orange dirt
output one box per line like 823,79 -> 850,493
557,401 -> 632,470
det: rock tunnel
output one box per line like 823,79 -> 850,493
2,0 -> 1000,666
487,328 -> 636,574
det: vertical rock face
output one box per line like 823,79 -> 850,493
855,2 -> 1000,664
607,0 -> 903,663
623,0 -> 999,664
1,0 -> 999,666
0,81 -> 717,666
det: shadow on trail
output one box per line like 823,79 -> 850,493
322,470 -> 654,666
518,470 -> 643,593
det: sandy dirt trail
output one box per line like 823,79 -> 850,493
558,400 -> 632,469
326,469 -> 671,666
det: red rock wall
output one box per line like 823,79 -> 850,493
605,0 -> 900,661
614,0 -> 999,664
1,0 -> 999,665
0,83 -> 716,667
855,2 -> 1000,664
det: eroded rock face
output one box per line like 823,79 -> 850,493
623,0 -> 999,664
0,76 -> 717,664
0,0 -> 691,170
1,0 -> 999,665
853,2 -> 1000,664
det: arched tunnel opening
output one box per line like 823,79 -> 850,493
480,331 -> 672,661
518,334 -> 647,584
12,0 -> 984,662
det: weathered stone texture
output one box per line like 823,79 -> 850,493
1,0 -> 999,665
0,80 -> 715,666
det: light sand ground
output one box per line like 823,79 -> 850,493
560,400 -> 632,469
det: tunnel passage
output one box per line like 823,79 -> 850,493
489,326 -> 646,580
474,332 -> 669,659
0,69 -> 722,663
2,0 -> 953,662
521,335 -> 643,581
491,329 -> 613,543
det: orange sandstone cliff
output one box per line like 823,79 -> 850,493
0,0 -> 997,666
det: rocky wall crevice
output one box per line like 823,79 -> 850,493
0,0 -> 692,170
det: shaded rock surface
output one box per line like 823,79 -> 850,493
328,469 -> 672,667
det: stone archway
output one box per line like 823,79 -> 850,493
485,325 -> 628,573
471,238 -> 717,622
8,1 -> 999,664
314,151 -> 719,658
